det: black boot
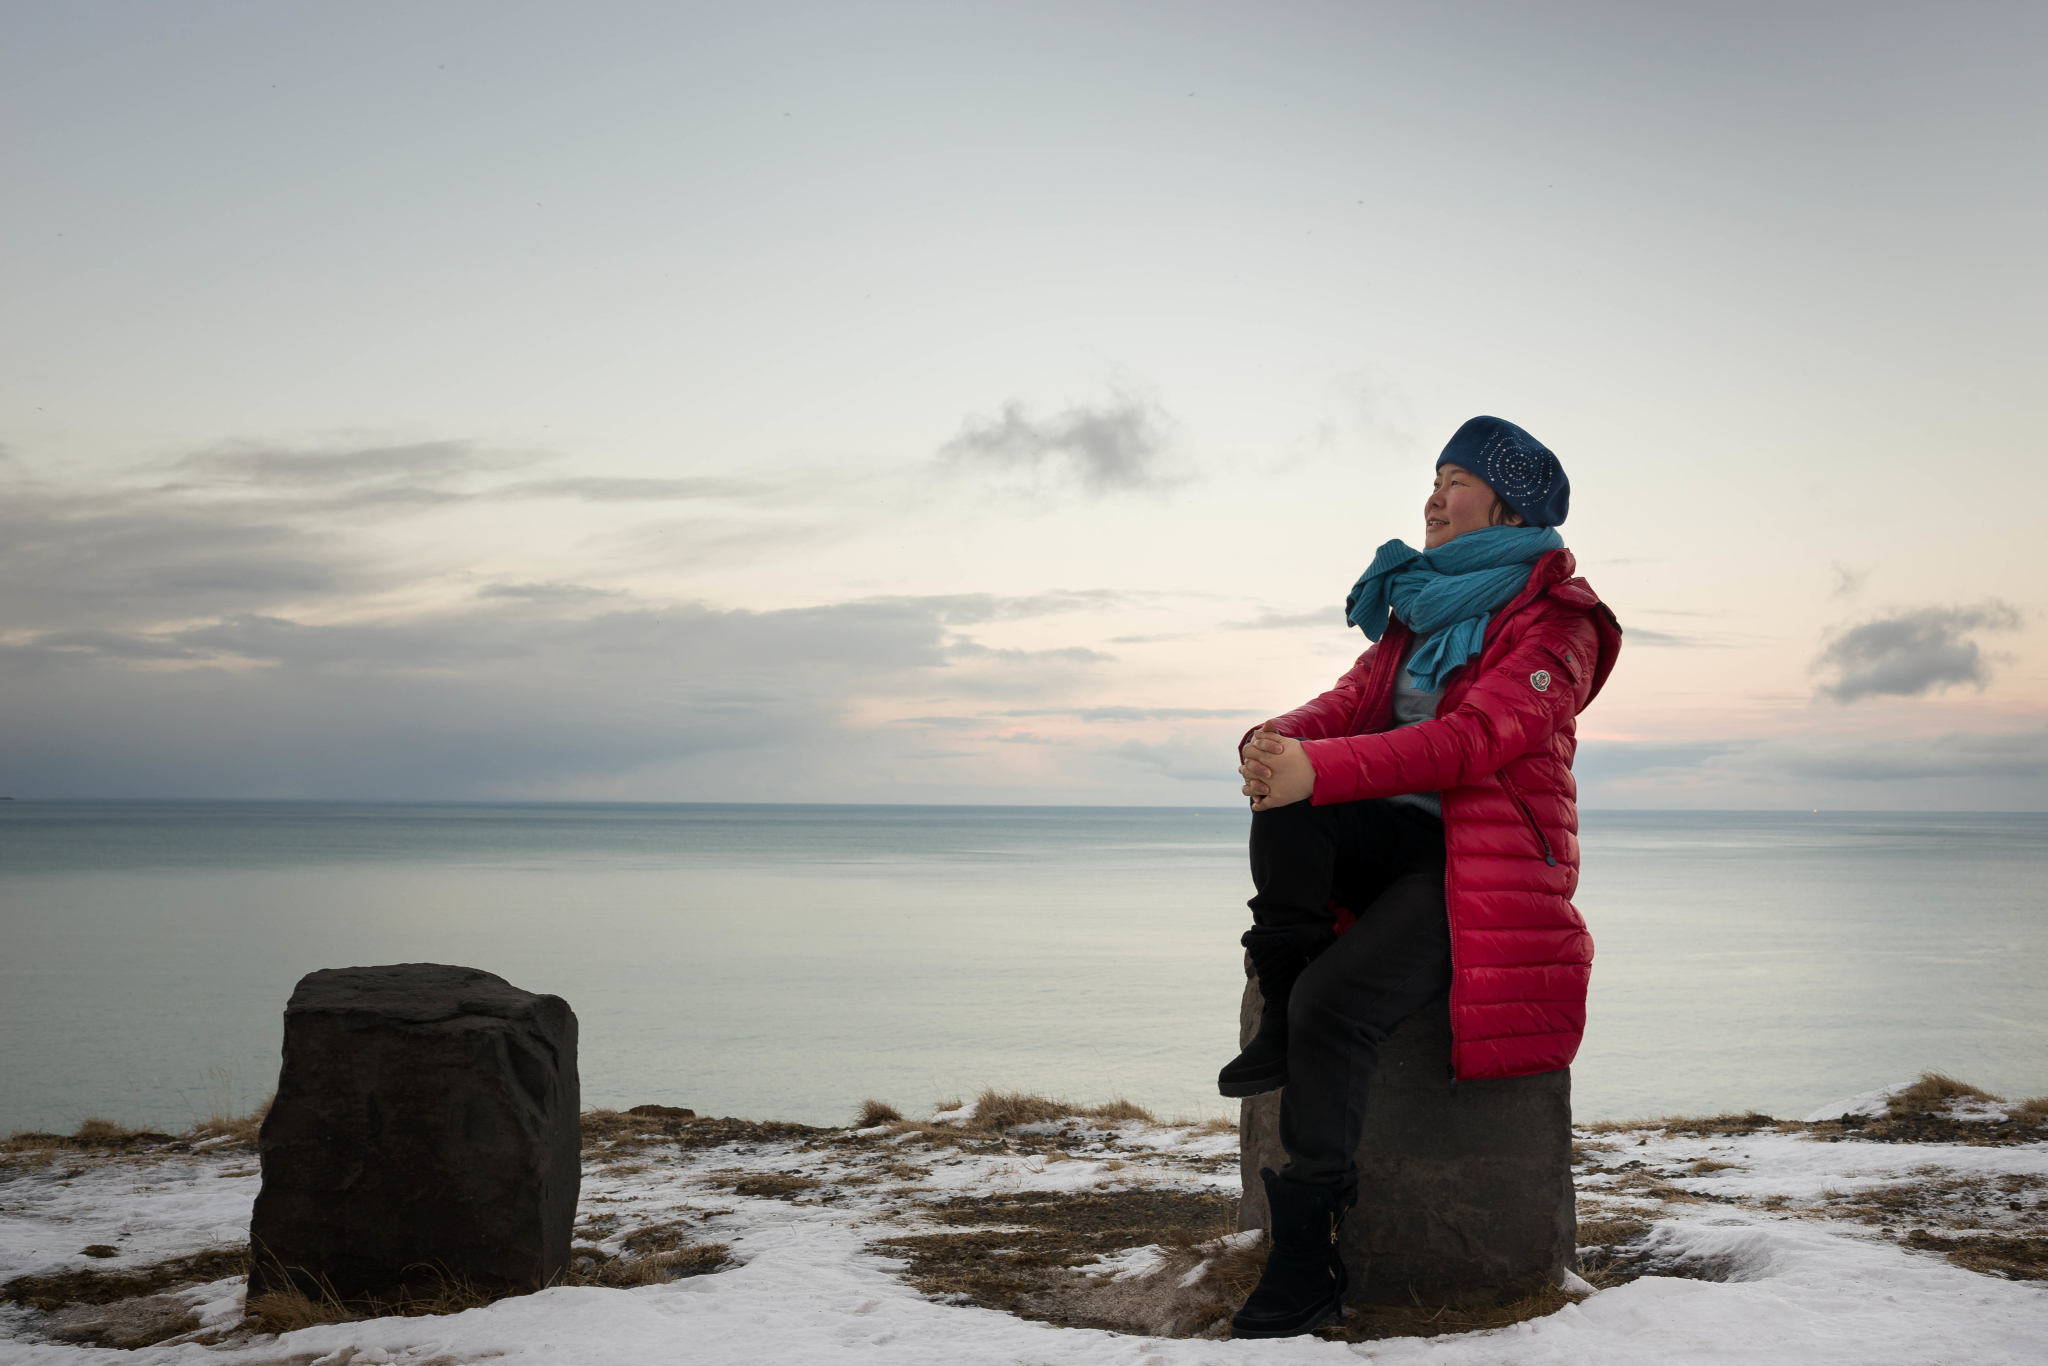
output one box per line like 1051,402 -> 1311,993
1217,929 -> 1322,1098
1230,1168 -> 1351,1339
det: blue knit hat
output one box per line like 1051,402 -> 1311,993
1436,416 -> 1569,527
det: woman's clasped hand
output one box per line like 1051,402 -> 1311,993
1238,728 -> 1313,811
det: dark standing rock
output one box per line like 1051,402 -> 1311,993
1237,971 -> 1574,1308
248,964 -> 580,1303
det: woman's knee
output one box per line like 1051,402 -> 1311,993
1286,966 -> 1350,1034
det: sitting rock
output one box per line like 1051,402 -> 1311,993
248,964 -> 579,1304
627,1104 -> 696,1119
1238,988 -> 1574,1308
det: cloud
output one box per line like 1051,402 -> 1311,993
1813,601 -> 2024,702
1627,628 -> 1729,647
940,394 -> 1177,493
1108,735 -> 1234,784
176,441 -> 506,486
1830,562 -> 1868,598
1780,727 -> 2048,782
1001,706 -> 1261,723
477,582 -> 623,604
174,442 -> 800,515
1571,727 -> 2048,808
0,483 -> 358,631
501,476 -> 766,502
0,443 -> 1173,800
1572,740 -> 1752,782
1226,608 -> 1342,631
0,593 -> 1120,797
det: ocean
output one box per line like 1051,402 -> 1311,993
1,801 -> 2042,1134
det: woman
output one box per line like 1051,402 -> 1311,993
1222,415 -> 1621,1339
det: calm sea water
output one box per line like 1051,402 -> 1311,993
1,802 -> 2043,1133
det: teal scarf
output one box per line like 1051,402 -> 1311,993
1345,526 -> 1563,692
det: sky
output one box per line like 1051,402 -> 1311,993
3,0 -> 2044,808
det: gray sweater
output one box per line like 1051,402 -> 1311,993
1384,634 -> 1444,821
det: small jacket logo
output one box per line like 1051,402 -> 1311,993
1529,670 -> 1552,692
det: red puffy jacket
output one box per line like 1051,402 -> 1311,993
1253,548 -> 1621,1081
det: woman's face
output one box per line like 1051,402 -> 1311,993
1423,463 -> 1518,549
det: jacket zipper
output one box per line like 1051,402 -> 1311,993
1495,770 -> 1557,867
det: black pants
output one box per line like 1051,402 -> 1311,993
1246,798 -> 1451,1192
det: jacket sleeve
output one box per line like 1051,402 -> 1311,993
1298,613 -> 1597,804
1239,642 -> 1382,753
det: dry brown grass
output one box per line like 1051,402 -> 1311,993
877,1186 -> 1238,1334
2,1117 -> 183,1158
5,1090 -> 269,1164
2,1247 -> 250,1312
188,1095 -> 271,1148
856,1099 -> 904,1126
1575,1216 -> 1652,1248
245,1269 -> 505,1332
565,1230 -> 731,1288
1208,1235 -> 1268,1303
581,1108 -> 827,1156
964,1090 -> 1157,1132
1890,1072 -> 2000,1115
1581,1112 -> 1783,1137
1901,1229 -> 2048,1281
697,1168 -> 822,1199
41,1294 -> 205,1349
1811,1170 -> 2044,1229
851,1091 -> 1164,1153
243,1284 -> 360,1333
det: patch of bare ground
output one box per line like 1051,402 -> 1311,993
40,1293 -> 208,1349
699,1168 -> 824,1200
243,1267 -> 513,1334
1581,1112 -> 1785,1138
876,1188 -> 1239,1335
1580,1074 -> 2048,1149
565,1221 -> 732,1287
1810,1170 -> 2045,1233
580,1107 -> 830,1157
4,1096 -> 272,1172
4,1247 -> 250,1350
1809,1073 -> 2048,1147
1317,1285 -> 1586,1342
967,1090 -> 1157,1130
834,1091 -> 1185,1164
1571,1207 -> 1724,1291
875,1183 -> 1594,1341
2,1119 -> 185,1163
878,1178 -> 1658,1342
1575,1216 -> 1653,1250
1900,1229 -> 2048,1281
3,1247 -> 251,1313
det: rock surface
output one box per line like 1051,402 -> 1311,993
248,964 -> 580,1303
1237,970 -> 1575,1307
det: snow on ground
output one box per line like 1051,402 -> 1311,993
2,1091 -> 2043,1366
